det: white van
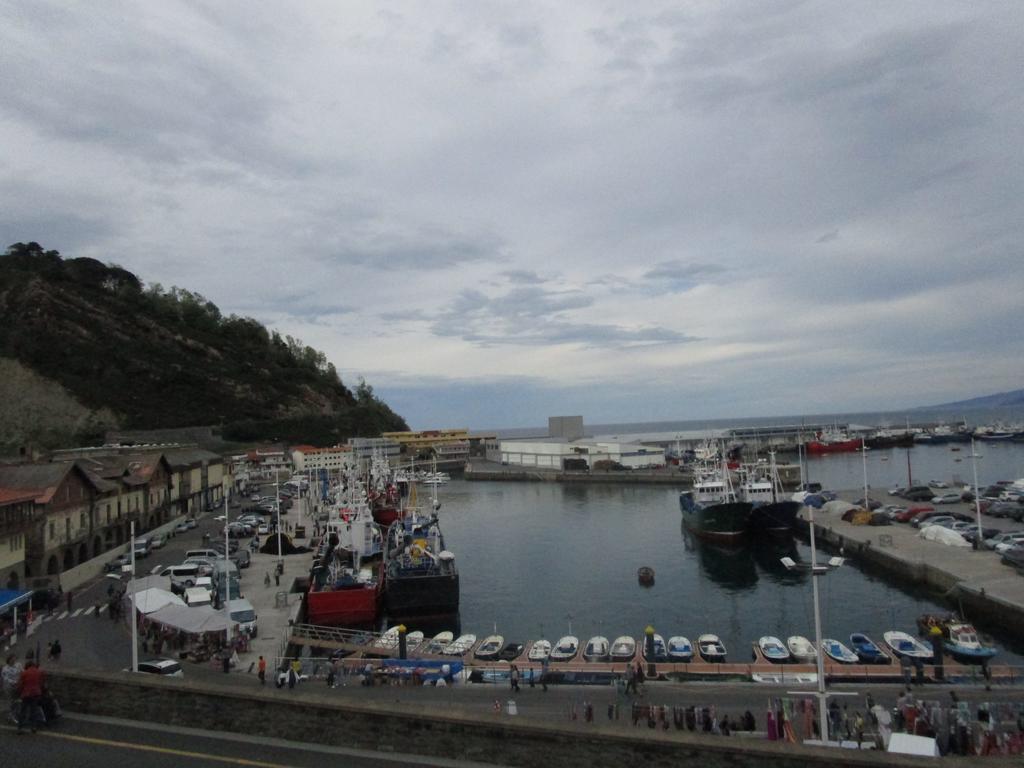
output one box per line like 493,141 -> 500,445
183,587 -> 212,607
185,549 -> 220,561
227,598 -> 258,637
159,564 -> 200,581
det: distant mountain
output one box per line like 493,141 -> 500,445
917,389 -> 1024,411
0,242 -> 408,449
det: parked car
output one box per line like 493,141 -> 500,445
173,521 -> 190,534
1000,545 -> 1024,571
888,486 -> 908,497
904,486 -> 937,502
105,553 -> 132,573
30,588 -> 61,611
149,534 -> 167,549
995,536 -> 1024,554
919,515 -> 958,529
932,492 -> 963,505
229,549 -> 251,569
984,531 -> 1024,550
185,518 -> 197,529
963,526 -> 1000,544
891,507 -> 920,523
132,541 -> 151,559
212,540 -> 240,555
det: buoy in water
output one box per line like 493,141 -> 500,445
637,566 -> 655,586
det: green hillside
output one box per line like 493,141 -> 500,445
0,242 -> 407,448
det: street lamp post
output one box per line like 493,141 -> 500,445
129,519 -> 138,673
275,468 -> 282,568
223,493 -> 231,646
971,438 -> 984,546
782,504 -> 845,744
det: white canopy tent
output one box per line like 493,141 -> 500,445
130,588 -> 185,615
146,603 -> 233,634
920,526 -> 971,547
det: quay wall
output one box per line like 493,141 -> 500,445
45,669 -> 976,768
465,466 -> 688,485
808,520 -> 1024,638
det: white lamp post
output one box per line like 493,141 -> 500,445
223,493 -> 231,646
782,503 -> 845,743
970,438 -> 983,546
275,468 -> 282,568
129,519 -> 138,673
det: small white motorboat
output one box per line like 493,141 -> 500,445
667,636 -> 693,662
442,633 -> 477,656
527,639 -> 552,661
610,636 -> 636,662
423,631 -> 454,655
643,633 -> 668,662
474,634 -> 504,660
373,625 -> 401,651
758,636 -> 791,663
549,635 -> 579,662
583,635 -> 610,662
698,633 -> 727,663
883,631 -> 934,661
820,638 -> 859,664
786,635 -> 817,663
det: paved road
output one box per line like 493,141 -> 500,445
0,712 -> 500,768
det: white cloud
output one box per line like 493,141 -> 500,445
2,1 -> 1023,428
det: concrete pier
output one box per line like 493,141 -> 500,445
803,491 -> 1024,638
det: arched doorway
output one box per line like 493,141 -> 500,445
93,536 -> 103,558
47,555 -> 59,575
63,549 -> 75,572
78,543 -> 88,564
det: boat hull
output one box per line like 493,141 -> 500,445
806,439 -> 861,454
384,572 -> 460,619
679,496 -> 752,543
306,583 -> 381,626
748,500 -> 801,533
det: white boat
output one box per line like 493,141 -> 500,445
820,638 -> 859,664
883,631 -> 933,660
609,636 -> 636,662
549,635 -> 579,662
442,633 -> 477,656
474,634 -> 504,660
405,630 -> 425,652
667,636 -> 693,662
786,635 -> 817,663
527,639 -> 552,661
373,625 -> 402,651
643,633 -> 668,662
697,633 -> 727,662
583,635 -> 610,662
422,631 -> 453,655
758,636 -> 790,663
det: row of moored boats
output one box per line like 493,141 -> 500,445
370,619 -> 996,666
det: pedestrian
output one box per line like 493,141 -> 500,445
624,665 -> 635,695
94,601 -> 102,618
66,590 -> 73,613
258,656 -> 266,685
16,660 -> 44,733
264,571 -> 271,587
275,570 -> 280,587
47,640 -> 61,663
541,655 -> 549,692
634,661 -> 644,693
510,664 -> 519,693
2,654 -> 22,724
326,665 -> 336,688
222,651 -> 231,674
900,653 -> 912,687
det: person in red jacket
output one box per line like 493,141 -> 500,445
17,661 -> 44,733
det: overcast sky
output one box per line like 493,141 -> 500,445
2,2 -> 1023,429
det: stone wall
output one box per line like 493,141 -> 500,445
46,669 -> 992,768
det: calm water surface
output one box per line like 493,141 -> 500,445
413,442 -> 1024,663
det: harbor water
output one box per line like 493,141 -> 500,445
415,441 -> 1024,664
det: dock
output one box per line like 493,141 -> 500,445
804,490 -> 1024,638
287,623 -> 1016,685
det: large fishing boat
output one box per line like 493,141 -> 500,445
804,429 -> 861,455
738,452 -> 801,534
679,453 -> 752,543
383,488 -> 459,619
306,469 -> 385,626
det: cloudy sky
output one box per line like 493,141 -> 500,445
2,2 -> 1023,429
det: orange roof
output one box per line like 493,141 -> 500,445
0,489 -> 36,505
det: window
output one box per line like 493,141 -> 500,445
65,519 -> 71,539
49,521 -> 55,540
80,512 -> 87,528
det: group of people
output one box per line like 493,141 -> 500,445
2,652 -> 59,733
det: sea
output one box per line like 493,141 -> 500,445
407,406 -> 1024,664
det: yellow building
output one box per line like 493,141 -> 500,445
382,429 -> 471,460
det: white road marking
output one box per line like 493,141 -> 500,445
57,611 -> 69,620
72,608 -> 83,617
150,565 -> 163,574
83,606 -> 95,615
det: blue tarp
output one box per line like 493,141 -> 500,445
0,588 -> 32,615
